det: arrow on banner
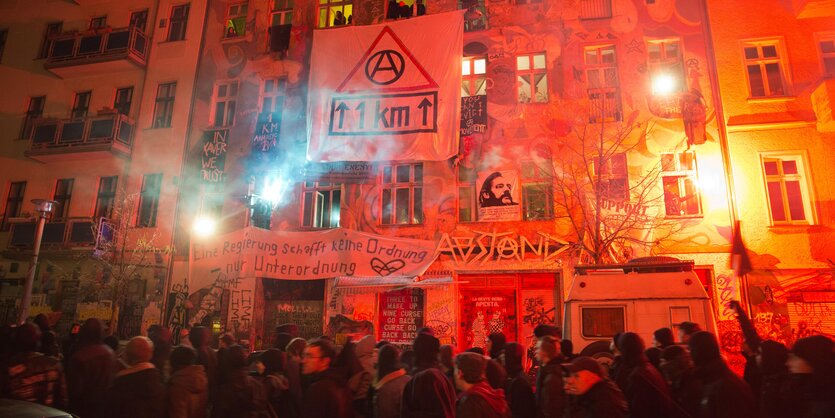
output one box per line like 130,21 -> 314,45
417,98 -> 433,125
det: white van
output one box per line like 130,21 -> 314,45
563,259 -> 716,359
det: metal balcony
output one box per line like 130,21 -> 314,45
44,26 -> 148,78
6,218 -> 96,250
24,113 -> 134,163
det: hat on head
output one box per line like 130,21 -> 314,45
562,356 -> 603,377
791,335 -> 835,372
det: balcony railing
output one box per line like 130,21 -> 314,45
24,113 -> 134,161
44,26 -> 148,76
579,0 -> 612,19
7,218 -> 96,250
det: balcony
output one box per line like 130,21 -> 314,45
792,0 -> 835,18
24,113 -> 134,163
6,218 -> 96,251
812,78 -> 835,133
44,26 -> 148,78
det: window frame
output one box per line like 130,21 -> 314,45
94,176 -> 118,219
516,52 -> 548,104
460,0 -> 488,32
646,38 -> 685,94
20,96 -> 46,140
152,82 -> 177,128
380,163 -> 424,225
271,0 -> 294,26
52,178 -> 74,221
520,159 -> 554,221
300,181 -> 343,229
2,181 -> 26,232
114,87 -> 134,116
815,33 -> 835,79
760,152 -> 816,226
167,3 -> 191,42
457,165 -> 477,222
584,44 -> 622,122
660,150 -> 703,218
137,173 -> 163,228
38,22 -> 63,59
260,77 -> 287,114
462,56 -> 487,98
317,0 -> 353,28
130,10 -> 149,32
578,0 -> 613,20
211,80 -> 239,128
89,16 -> 107,30
71,91 -> 91,120
580,305 -> 625,339
592,152 -> 629,201
740,38 -> 791,99
225,2 -> 249,38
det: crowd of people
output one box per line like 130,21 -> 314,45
0,303 -> 833,418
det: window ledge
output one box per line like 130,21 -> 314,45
664,214 -> 704,220
767,223 -> 820,231
159,39 -> 187,44
746,95 -> 796,104
145,126 -> 172,131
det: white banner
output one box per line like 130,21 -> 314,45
190,227 -> 438,291
307,11 -> 464,162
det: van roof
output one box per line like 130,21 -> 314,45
566,270 -> 709,301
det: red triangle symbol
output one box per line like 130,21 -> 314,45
336,26 -> 438,93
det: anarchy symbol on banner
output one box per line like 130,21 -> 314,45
365,50 -> 405,85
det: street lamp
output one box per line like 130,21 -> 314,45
18,199 -> 57,324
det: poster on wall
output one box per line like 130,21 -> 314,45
460,95 -> 487,136
378,288 -> 424,344
477,170 -> 521,221
266,300 -> 324,340
200,129 -> 228,184
459,289 -> 516,350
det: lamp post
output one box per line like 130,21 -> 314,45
18,199 -> 57,324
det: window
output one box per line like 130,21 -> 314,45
317,0 -> 352,28
20,96 -> 45,139
94,176 -> 118,219
661,151 -> 702,217
742,41 -> 788,98
460,0 -> 487,32
168,4 -> 190,41
71,91 -> 91,120
818,38 -> 835,78
225,3 -> 248,38
762,154 -> 814,225
89,16 -> 107,30
521,161 -> 553,220
301,182 -> 342,228
114,87 -> 133,116
152,82 -> 176,128
38,22 -> 62,59
581,306 -> 624,338
2,182 -> 26,231
272,0 -> 294,26
381,163 -> 423,225
457,165 -> 477,222
585,45 -> 621,122
137,174 -> 162,227
387,0 -> 418,19
462,57 -> 487,97
579,0 -> 612,19
593,153 -> 628,201
517,52 -> 548,103
0,29 -> 7,63
260,77 -> 286,114
52,178 -> 74,221
212,80 -> 238,127
647,39 -> 684,94
130,10 -> 149,31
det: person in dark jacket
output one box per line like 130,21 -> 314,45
66,318 -> 117,418
563,356 -> 628,418
560,339 -> 577,362
101,336 -> 165,418
754,340 -> 792,418
189,326 -> 218,402
612,332 -> 678,418
787,335 -> 835,418
660,345 -> 702,417
285,337 -> 306,417
301,338 -> 352,418
689,331 -> 757,418
439,344 -> 456,383
487,333 -> 506,360
502,342 -> 535,418
148,324 -> 173,379
401,332 -> 457,418
454,352 -> 510,418
373,344 -> 411,418
0,323 -> 67,409
535,335 -> 565,418
647,327 -> 676,373
212,345 -> 268,418
167,346 -> 208,418
729,301 -> 764,401
255,349 -> 290,418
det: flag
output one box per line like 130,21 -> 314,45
730,220 -> 752,276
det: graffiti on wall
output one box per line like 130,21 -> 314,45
437,230 -> 569,266
425,286 -> 456,345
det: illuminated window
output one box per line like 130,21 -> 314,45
581,306 -> 624,338
317,0 -> 352,28
579,0 -> 612,19
585,45 -> 621,122
71,91 -> 91,120
593,153 -> 628,201
521,159 -> 553,220
153,82 -> 176,128
517,52 -> 548,103
260,77 -> 286,114
2,182 -> 26,231
21,96 -> 45,139
225,3 -> 248,38
762,154 -> 814,225
647,39 -> 684,94
211,80 -> 238,128
94,176 -> 118,219
168,4 -> 190,42
661,151 -> 702,217
460,0 -> 487,32
381,163 -> 423,225
272,0 -> 294,26
137,173 -> 162,227
742,41 -> 788,98
52,178 -> 74,221
818,38 -> 835,78
462,57 -> 487,97
457,165 -> 477,222
301,181 -> 342,228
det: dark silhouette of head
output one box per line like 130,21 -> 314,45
377,344 -> 402,380
170,346 -> 198,373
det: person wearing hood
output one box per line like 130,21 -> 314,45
660,345 -> 702,417
611,332 -> 678,418
212,345 -> 268,418
348,335 -> 376,410
454,352 -> 510,418
148,325 -> 173,380
563,356 -> 628,418
301,338 -> 352,418
66,318 -> 117,418
401,332 -> 457,418
285,337 -> 306,417
373,344 -> 411,418
255,349 -> 291,418
101,336 -> 165,418
534,335 -> 565,418
166,346 -> 208,418
689,331 -> 756,418
787,335 -> 835,418
502,342 -> 535,418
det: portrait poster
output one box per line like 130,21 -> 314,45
459,289 -> 517,350
476,170 -> 521,221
